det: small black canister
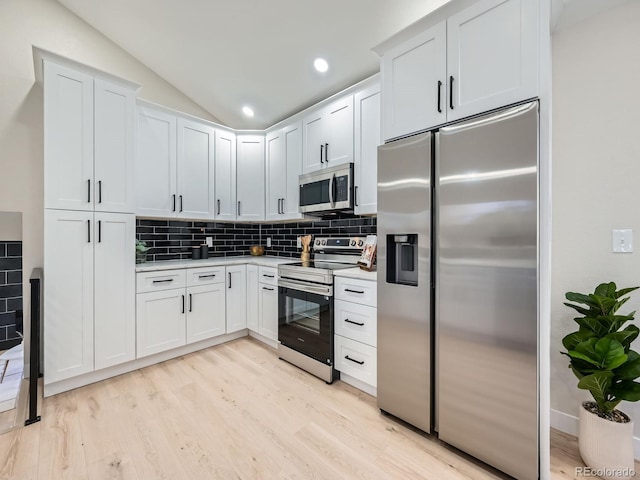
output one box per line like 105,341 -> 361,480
191,246 -> 201,260
200,244 -> 209,259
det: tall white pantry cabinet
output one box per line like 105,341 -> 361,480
41,55 -> 139,390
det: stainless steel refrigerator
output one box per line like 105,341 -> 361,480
377,101 -> 538,480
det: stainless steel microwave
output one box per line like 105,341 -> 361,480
299,163 -> 354,215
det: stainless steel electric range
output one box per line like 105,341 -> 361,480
277,237 -> 365,383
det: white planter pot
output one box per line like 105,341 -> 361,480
579,402 -> 635,480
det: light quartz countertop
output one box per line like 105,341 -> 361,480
333,267 -> 377,281
136,255 -> 296,273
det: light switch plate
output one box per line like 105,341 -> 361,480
297,236 -> 302,248
206,237 -> 213,247
612,229 -> 633,253
267,237 -> 272,248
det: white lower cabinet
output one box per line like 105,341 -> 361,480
186,283 -> 226,343
136,288 -> 186,358
246,265 -> 259,331
334,276 -> 377,394
258,281 -> 278,341
226,265 -> 247,333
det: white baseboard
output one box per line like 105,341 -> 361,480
338,372 -> 377,397
247,330 -> 278,349
551,408 -> 640,460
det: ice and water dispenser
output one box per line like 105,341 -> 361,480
386,234 -> 418,286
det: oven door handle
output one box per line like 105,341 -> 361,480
279,277 -> 333,297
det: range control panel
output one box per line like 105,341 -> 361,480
313,236 -> 365,251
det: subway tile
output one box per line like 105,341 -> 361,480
6,325 -> 18,340
0,327 -> 6,341
0,284 -> 22,299
0,299 -> 6,313
7,243 -> 22,256
0,244 -> 5,257
7,271 -> 22,284
7,298 -> 22,311
0,258 -> 21,270
0,272 -> 5,285
0,311 -> 15,327
138,219 -> 169,227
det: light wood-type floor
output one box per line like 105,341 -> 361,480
0,337 -> 626,479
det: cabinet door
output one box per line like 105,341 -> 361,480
43,61 -> 94,211
302,109 -> 326,173
214,129 -> 237,221
136,107 -> 177,217
246,265 -> 259,332
136,289 -> 186,358
380,21 -> 447,140
187,283 -> 226,343
354,84 -> 381,215
94,213 -> 135,370
282,121 -> 303,220
94,78 -> 136,214
177,118 -> 215,219
226,265 -> 247,333
325,96 -> 354,167
44,209 -> 94,384
265,129 -> 286,221
446,0 -> 538,121
258,283 -> 278,341
236,135 -> 265,221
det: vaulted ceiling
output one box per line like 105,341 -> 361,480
56,0 -> 451,129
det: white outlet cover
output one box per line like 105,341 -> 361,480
297,236 -> 302,248
206,237 -> 213,247
267,237 -> 272,247
612,229 -> 633,253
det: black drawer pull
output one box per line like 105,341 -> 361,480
87,179 -> 91,203
98,180 -> 102,203
263,287 -> 274,291
152,279 -> 174,284
189,293 -> 192,312
345,355 -> 364,365
344,318 -> 365,326
344,288 -> 364,294
181,294 -> 185,314
262,274 -> 275,278
437,80 -> 442,113
198,274 -> 216,279
449,76 -> 454,110
320,144 -> 324,163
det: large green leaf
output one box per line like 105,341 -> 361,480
611,381 -> 640,402
614,350 -> 640,381
566,292 -> 598,308
567,350 -> 601,368
615,286 -> 640,299
609,313 -> 636,333
607,326 -> 640,350
575,317 -> 605,335
589,294 -> 617,315
594,338 -> 627,370
578,371 -> 613,407
595,282 -> 616,298
564,302 -> 593,317
562,330 -> 595,351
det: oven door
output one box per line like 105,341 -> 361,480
278,278 -> 334,365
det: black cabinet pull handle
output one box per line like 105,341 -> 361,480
437,80 -> 442,113
172,194 -> 176,212
344,288 -> 365,294
320,144 -> 324,163
179,195 -> 183,212
98,220 -> 101,243
189,294 -> 192,312
449,76 -> 454,110
87,219 -> 91,243
198,274 -> 216,279
345,355 -> 364,365
87,179 -> 91,203
98,180 -> 102,203
344,318 -> 365,326
325,143 -> 329,162
217,199 -> 221,215
354,186 -> 359,207
237,201 -> 241,217
181,295 -> 185,314
281,198 -> 285,214
263,287 -> 274,291
262,274 -> 275,278
152,279 -> 174,284
228,272 -> 232,289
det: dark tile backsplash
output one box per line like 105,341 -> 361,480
136,216 -> 377,261
0,241 -> 22,348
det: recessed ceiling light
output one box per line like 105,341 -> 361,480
242,106 -> 254,117
314,58 -> 329,73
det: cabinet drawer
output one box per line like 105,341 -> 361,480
187,266 -> 225,286
137,269 -> 186,293
335,277 -> 377,306
258,266 -> 278,286
334,335 -> 377,387
334,300 -> 377,347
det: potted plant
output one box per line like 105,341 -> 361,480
562,282 -> 640,478
135,240 -> 150,264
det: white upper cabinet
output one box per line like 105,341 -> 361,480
265,121 -> 303,221
94,79 -> 136,213
236,135 -> 265,222
302,95 -> 354,173
44,60 -> 136,213
446,0 -> 538,122
379,0 -> 538,140
177,118 -> 215,218
381,22 -> 446,141
136,106 -> 177,217
215,129 -> 237,221
136,105 -> 217,220
354,83 -> 381,215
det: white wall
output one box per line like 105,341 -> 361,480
0,213 -> 22,242
551,0 -> 640,437
0,0 -> 217,328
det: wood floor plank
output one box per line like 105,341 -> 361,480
0,338 -> 616,479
